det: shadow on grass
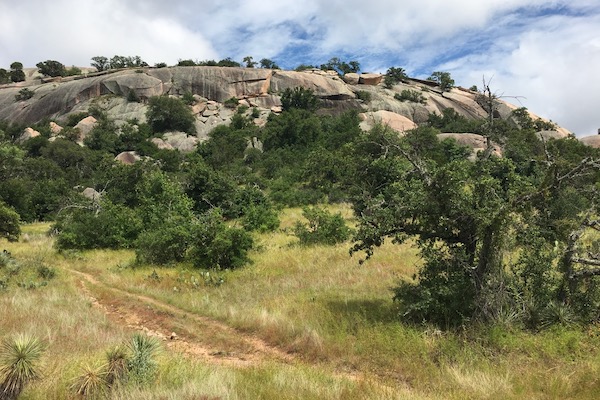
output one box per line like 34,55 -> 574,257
325,298 -> 401,325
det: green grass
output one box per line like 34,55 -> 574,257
2,210 -> 600,398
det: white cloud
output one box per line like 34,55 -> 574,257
450,12 -> 600,136
0,0 -> 218,67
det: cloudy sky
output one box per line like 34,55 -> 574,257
1,0 -> 599,136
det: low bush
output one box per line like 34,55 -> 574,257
293,206 -> 351,246
394,89 -> 426,104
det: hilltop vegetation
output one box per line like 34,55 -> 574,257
0,59 -> 600,398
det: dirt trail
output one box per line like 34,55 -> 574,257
69,268 -> 295,367
67,267 -> 404,394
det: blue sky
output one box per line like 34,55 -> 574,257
1,0 -> 599,136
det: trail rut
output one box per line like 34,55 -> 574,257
69,268 -> 295,367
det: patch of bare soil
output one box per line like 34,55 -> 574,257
70,268 -> 294,367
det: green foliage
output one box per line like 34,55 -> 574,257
243,56 -> 256,68
9,62 -> 25,83
234,187 -> 280,232
319,57 -> 360,75
394,89 -> 426,104
36,60 -> 66,77
181,91 -> 195,105
355,90 -> 372,102
384,67 -> 408,88
0,201 -> 20,242
351,120 -> 600,328
428,108 -> 485,133
427,71 -> 455,92
280,87 -> 320,112
393,245 -> 475,326
293,206 -> 351,246
259,58 -> 280,69
177,59 -> 197,67
108,55 -> 148,69
65,65 -> 82,76
511,107 -> 556,131
54,198 -> 142,250
295,64 -> 316,72
0,334 -> 45,400
135,217 -> 192,265
146,96 -> 196,134
189,209 -> 253,270
14,88 -> 33,102
223,97 -> 239,109
126,334 -> 160,386
0,69 -> 10,85
90,56 -> 109,72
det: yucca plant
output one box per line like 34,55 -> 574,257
0,335 -> 44,400
71,363 -> 108,399
126,334 -> 160,386
105,346 -> 128,387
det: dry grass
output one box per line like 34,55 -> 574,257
2,211 -> 600,399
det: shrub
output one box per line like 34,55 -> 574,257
241,204 -> 280,232
146,96 -> 196,134
394,89 -> 426,104
36,60 -> 66,77
223,97 -> 239,109
54,199 -> 142,250
189,209 -> 253,270
14,88 -> 34,101
293,206 -> 351,246
135,217 -> 192,265
355,90 -> 372,102
0,202 -> 20,242
280,87 -> 320,111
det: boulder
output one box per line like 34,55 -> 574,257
81,187 -> 101,202
115,151 -> 141,165
342,73 -> 360,85
579,135 -> 600,148
162,132 -> 199,153
17,127 -> 41,144
49,121 -> 63,134
359,110 -> 417,133
74,116 -> 97,142
150,138 -> 174,150
359,74 -> 383,86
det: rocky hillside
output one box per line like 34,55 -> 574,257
1,66 -> 597,150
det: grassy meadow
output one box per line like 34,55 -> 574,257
1,207 -> 600,399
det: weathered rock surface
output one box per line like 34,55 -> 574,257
150,138 -> 174,150
580,135 -> 600,148
16,127 -> 41,144
0,66 -> 581,153
270,70 -> 355,100
81,187 -> 102,202
537,130 -> 570,141
49,121 -> 63,134
359,110 -> 417,133
162,132 -> 199,153
74,116 -> 97,143
115,151 -> 141,165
